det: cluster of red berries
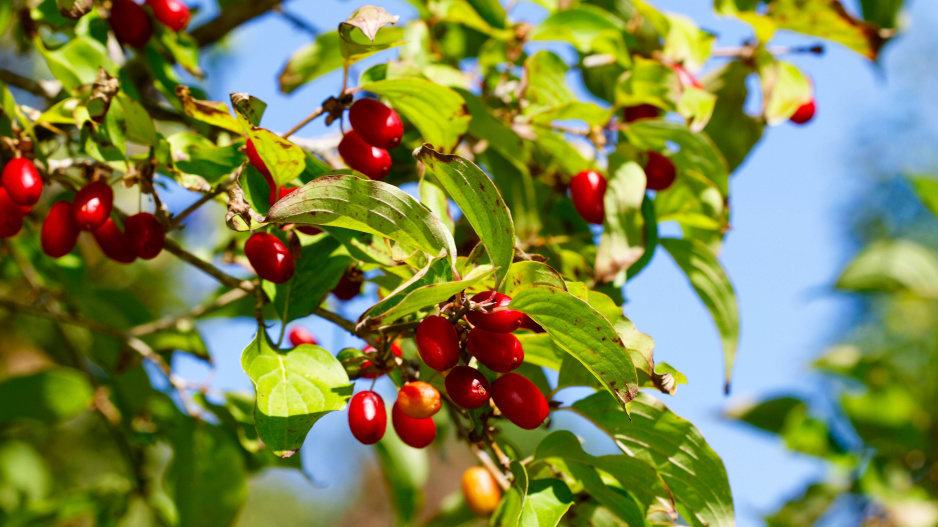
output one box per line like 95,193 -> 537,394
347,290 -> 550,449
338,98 -> 403,180
109,0 -> 190,49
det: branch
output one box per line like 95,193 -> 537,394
0,68 -> 60,99
129,288 -> 249,337
162,238 -> 256,292
313,306 -> 358,334
710,43 -> 824,58
282,106 -> 325,139
190,0 -> 288,48
167,170 -> 239,231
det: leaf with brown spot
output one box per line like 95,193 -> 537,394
176,86 -> 242,133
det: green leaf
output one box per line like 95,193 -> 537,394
274,235 -> 354,323
142,327 -> 211,362
419,178 -> 455,234
660,238 -> 739,392
614,57 -> 679,110
516,333 -> 566,371
230,92 -> 267,128
244,128 -> 306,187
502,261 -> 567,298
531,6 -> 625,52
909,175 -> 938,217
364,265 -> 495,326
33,35 -> 114,92
241,333 -> 353,457
115,94 -> 158,147
375,426 -> 430,527
523,51 -> 575,117
702,62 -> 764,172
661,14 -> 715,71
176,86 -> 242,133
267,175 -> 458,268
835,239 -> 938,297
339,7 -> 406,68
0,368 -> 94,425
509,286 -> 638,410
760,58 -> 813,125
360,78 -> 471,153
491,460 -> 528,526
596,152 -> 647,285
415,145 -> 515,288
572,392 -> 735,527
764,483 -> 843,527
519,478 -> 575,527
859,0 -> 904,29
279,32 -> 344,94
626,196 -> 659,280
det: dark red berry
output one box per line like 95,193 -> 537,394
146,0 -> 190,32
246,139 -> 277,197
624,104 -> 660,122
790,99 -> 816,125
518,314 -> 544,333
445,366 -> 491,409
467,327 -> 524,373
466,291 -> 523,333
672,64 -> 701,89
110,0 -> 153,48
644,152 -> 676,191
72,181 -> 114,231
124,212 -> 165,260
348,391 -> 387,445
392,401 -> 436,449
41,201 -> 80,258
1,158 -> 42,207
288,327 -> 317,347
0,188 -> 24,238
244,232 -> 294,284
416,316 -> 460,371
92,218 -> 136,264
491,373 -> 549,430
397,381 -> 441,419
361,343 -> 403,379
333,270 -> 363,301
279,187 -> 322,235
338,131 -> 392,180
570,170 -> 606,225
348,98 -> 404,150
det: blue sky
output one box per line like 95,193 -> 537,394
159,0 -> 937,524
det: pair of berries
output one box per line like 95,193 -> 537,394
338,99 -> 403,180
110,0 -> 190,48
348,380 -> 440,448
570,153 -> 676,224
0,158 -> 42,238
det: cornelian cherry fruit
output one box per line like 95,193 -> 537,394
491,373 -> 549,430
125,212 -> 165,260
348,391 -> 386,445
392,402 -> 436,449
624,104 -> 660,123
462,467 -> 501,516
519,314 -> 544,333
110,0 -> 153,48
72,181 -> 114,231
445,366 -> 491,409
348,98 -> 404,150
338,130 -> 392,180
0,188 -> 24,238
644,152 -> 677,191
244,232 -> 294,284
361,342 -> 403,379
397,382 -> 441,419
2,158 -> 43,207
92,218 -> 136,264
41,201 -> 80,258
570,170 -> 607,225
466,291 -> 523,333
146,0 -> 190,32
467,327 -> 524,373
790,99 -> 816,125
333,271 -> 363,301
288,327 -> 318,347
416,316 -> 460,371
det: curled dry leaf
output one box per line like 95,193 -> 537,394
341,5 -> 400,42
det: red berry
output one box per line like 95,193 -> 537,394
244,232 -> 294,284
672,64 -> 701,89
288,327 -> 318,347
570,170 -> 606,225
462,467 -> 501,516
467,327 -> 524,373
72,181 -> 114,231
348,98 -> 404,150
397,381 -> 441,419
246,139 -> 277,197
518,314 -> 544,333
644,152 -> 676,191
110,0 -> 153,48
348,391 -> 387,445
338,131 -> 392,180
361,343 -> 403,379
445,366 -> 491,409
333,271 -> 363,301
0,188 -> 24,238
466,291 -> 523,333
124,212 -> 165,260
92,218 -> 136,264
146,0 -> 190,32
624,104 -> 660,123
491,373 -> 549,430
790,99 -> 816,125
1,158 -> 42,207
416,316 -> 460,371
392,401 -> 436,449
279,187 -> 322,235
41,201 -> 80,258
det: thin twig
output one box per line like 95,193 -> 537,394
0,68 -> 59,99
710,43 -> 824,58
162,238 -> 256,292
189,0 -> 290,47
471,445 -> 512,491
129,288 -> 249,337
282,106 -> 325,139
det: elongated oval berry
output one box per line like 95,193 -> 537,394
397,381 -> 441,419
445,366 -> 491,409
72,181 -> 114,231
416,316 -> 460,371
124,212 -> 165,260
466,291 -> 523,333
672,64 -> 701,89
644,152 -> 676,191
333,271 -> 363,301
392,402 -> 436,449
245,139 -> 275,187
2,158 -> 42,207
146,0 -> 190,32
348,98 -> 404,150
244,232 -> 294,283
570,170 -> 606,225
338,130 -> 392,180
361,342 -> 403,379
110,0 -> 153,48
491,373 -> 549,430
92,218 -> 136,263
42,201 -> 80,258
467,328 -> 524,373
0,188 -> 24,238
624,104 -> 660,123
462,467 -> 501,517
518,314 -> 544,333
288,327 -> 317,347
790,99 -> 816,125
348,391 -> 387,445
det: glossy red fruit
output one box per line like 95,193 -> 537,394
467,327 -> 524,373
279,187 -> 322,235
790,99 -> 816,125
124,212 -> 165,260
2,158 -> 42,207
397,381 -> 442,419
416,316 -> 460,371
41,201 -> 80,258
244,232 -> 295,284
0,188 -> 24,238
466,291 -> 523,333
348,98 -> 404,150
624,104 -> 660,123
518,314 -> 544,334
333,271 -> 363,301
445,366 -> 491,409
146,0 -> 190,32
392,401 -> 436,449
288,327 -> 318,347
672,64 -> 702,89
491,372 -> 549,430
246,139 -> 276,193
361,342 -> 403,379
92,218 -> 136,264
338,131 -> 392,180
644,152 -> 677,191
72,181 -> 114,231
570,170 -> 607,225
348,391 -> 387,445
462,467 -> 501,517
110,0 -> 153,48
